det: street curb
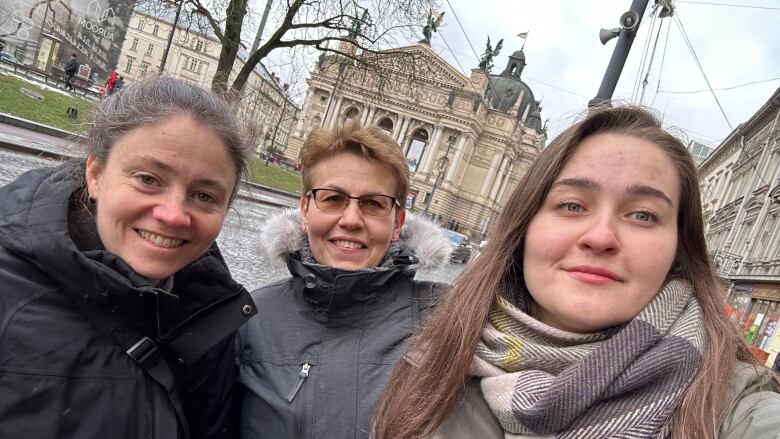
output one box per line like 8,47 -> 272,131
0,112 -> 301,200
0,113 -> 87,142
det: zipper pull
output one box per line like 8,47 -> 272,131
286,363 -> 311,403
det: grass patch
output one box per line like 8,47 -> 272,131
248,159 -> 302,194
0,71 -> 95,133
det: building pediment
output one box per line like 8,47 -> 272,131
375,44 -> 468,89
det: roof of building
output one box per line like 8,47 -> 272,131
484,49 -> 543,133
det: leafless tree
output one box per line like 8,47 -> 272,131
186,0 -> 436,98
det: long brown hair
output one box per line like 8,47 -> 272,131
372,106 -> 771,439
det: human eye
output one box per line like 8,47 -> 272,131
135,173 -> 160,187
194,191 -> 218,205
556,201 -> 585,213
629,210 -> 658,223
317,190 -> 347,207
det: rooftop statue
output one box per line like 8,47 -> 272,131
478,36 -> 504,72
420,9 -> 445,45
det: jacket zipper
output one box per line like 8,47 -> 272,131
145,375 -> 154,439
286,363 -> 310,402
158,287 -> 244,342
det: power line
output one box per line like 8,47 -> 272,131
650,18 -> 672,106
658,76 -> 780,94
673,12 -> 733,130
443,0 -> 481,60
676,1 -> 780,10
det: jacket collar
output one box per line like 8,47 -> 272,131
0,166 -> 254,346
260,209 -> 451,313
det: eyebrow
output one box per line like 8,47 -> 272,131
319,186 -> 393,198
552,177 -> 673,206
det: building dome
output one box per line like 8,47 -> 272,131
484,48 -> 543,133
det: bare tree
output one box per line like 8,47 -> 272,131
186,0 -> 435,98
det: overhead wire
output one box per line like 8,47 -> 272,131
675,1 -> 780,10
630,10 -> 657,102
650,18 -> 672,106
673,12 -> 734,130
659,76 -> 780,94
639,11 -> 666,104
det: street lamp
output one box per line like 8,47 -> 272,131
422,132 -> 457,217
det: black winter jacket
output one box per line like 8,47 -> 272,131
236,209 -> 451,439
0,166 -> 256,439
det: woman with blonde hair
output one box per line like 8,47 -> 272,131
372,106 -> 780,438
236,119 -> 450,438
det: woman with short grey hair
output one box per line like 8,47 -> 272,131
0,76 -> 256,439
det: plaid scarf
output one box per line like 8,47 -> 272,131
472,279 -> 705,438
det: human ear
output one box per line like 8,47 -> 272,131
299,197 -> 309,233
85,154 -> 103,201
391,210 -> 406,241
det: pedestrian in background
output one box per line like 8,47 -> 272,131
110,75 -> 125,95
105,70 -> 118,95
236,119 -> 451,438
64,53 -> 79,91
373,106 -> 780,439
0,76 -> 256,438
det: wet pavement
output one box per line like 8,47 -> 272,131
0,148 -> 464,289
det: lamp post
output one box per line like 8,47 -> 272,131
422,132 -> 457,217
159,0 -> 184,73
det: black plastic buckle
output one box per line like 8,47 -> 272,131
126,336 -> 159,369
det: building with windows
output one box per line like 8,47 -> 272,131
699,87 -> 780,366
287,43 -> 546,239
117,2 -> 298,154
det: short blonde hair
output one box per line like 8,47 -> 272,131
301,118 -> 409,205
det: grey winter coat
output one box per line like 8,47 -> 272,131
236,210 -> 451,439
432,363 -> 780,438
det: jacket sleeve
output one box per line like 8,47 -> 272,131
175,332 -> 243,439
720,364 -> 780,439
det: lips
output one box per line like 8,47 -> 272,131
331,239 -> 366,250
565,265 -> 623,282
137,229 -> 185,248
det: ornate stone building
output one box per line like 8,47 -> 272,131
286,43 -> 546,239
699,87 -> 780,366
118,3 -> 298,154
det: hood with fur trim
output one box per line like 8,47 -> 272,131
260,209 -> 452,273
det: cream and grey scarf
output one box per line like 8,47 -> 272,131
472,279 -> 706,438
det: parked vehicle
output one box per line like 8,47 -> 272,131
443,229 -> 472,264
0,52 -> 21,65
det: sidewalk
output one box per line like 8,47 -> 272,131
0,113 -> 299,208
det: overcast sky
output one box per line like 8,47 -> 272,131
425,0 -> 780,145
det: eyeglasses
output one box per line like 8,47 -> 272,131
306,188 -> 400,217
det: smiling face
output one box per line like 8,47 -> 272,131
522,132 -> 680,333
300,152 -> 405,270
86,115 -> 237,284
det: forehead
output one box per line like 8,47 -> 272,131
557,133 -> 681,202
309,152 -> 398,195
106,116 -> 237,185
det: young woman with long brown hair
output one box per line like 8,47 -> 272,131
372,105 -> 780,438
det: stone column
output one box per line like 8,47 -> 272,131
325,96 -> 343,128
445,135 -> 468,181
495,160 -> 515,203
480,151 -> 502,197
392,115 -> 404,140
294,87 -> 316,136
489,155 -> 509,200
397,117 -> 412,149
364,105 -> 376,126
420,125 -> 444,174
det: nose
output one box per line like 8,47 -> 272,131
577,214 -> 619,255
153,196 -> 192,228
337,199 -> 364,229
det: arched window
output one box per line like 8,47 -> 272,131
378,117 -> 394,134
405,128 -> 429,172
343,106 -> 359,121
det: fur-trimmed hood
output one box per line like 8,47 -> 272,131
260,209 -> 452,272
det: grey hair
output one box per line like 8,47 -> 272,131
87,75 -> 252,201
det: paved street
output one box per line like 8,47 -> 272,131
0,133 -> 464,289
